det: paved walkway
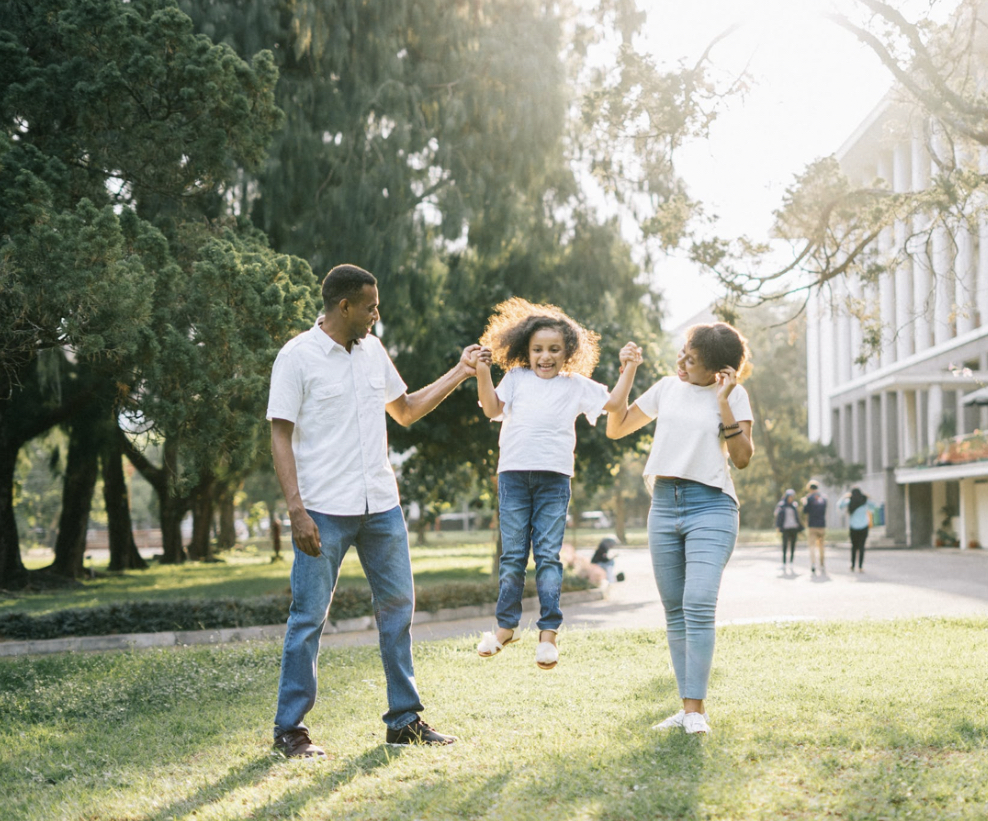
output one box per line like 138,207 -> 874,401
4,544 -> 986,656
322,544 -> 988,648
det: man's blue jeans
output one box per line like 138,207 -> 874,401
648,479 -> 738,700
273,506 -> 423,736
496,470 -> 570,633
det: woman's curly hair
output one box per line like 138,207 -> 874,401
480,297 -> 601,378
684,322 -> 753,382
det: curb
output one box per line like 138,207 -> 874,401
0,588 -> 606,658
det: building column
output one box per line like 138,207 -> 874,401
877,152 -> 896,369
913,128 -> 934,351
818,295 -> 836,445
902,390 -> 919,462
806,293 -> 823,443
955,221 -> 976,337
893,140 -> 914,360
927,384 -> 944,450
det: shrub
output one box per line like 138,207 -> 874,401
0,575 -> 593,641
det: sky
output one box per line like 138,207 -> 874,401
638,0 -> 910,327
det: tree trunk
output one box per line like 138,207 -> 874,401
216,483 -> 237,550
49,406 -> 101,579
121,432 -> 187,564
613,486 -> 627,544
102,424 -> 148,572
0,446 -> 28,590
415,514 -> 429,546
187,472 -> 216,561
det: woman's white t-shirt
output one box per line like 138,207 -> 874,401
494,367 -> 609,476
634,376 -> 753,504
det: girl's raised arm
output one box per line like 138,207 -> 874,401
605,342 -> 651,439
476,347 -> 504,419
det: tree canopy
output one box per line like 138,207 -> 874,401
679,0 -> 988,359
0,0 -> 314,587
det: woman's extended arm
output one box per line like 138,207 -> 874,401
606,342 -> 651,439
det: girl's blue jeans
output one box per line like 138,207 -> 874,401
496,470 -> 571,633
273,506 -> 424,736
648,478 -> 738,700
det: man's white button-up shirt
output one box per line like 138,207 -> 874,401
266,318 -> 408,516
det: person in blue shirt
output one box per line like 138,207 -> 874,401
838,487 -> 875,572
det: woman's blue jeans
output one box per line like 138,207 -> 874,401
273,506 -> 424,736
496,470 -> 571,632
648,478 -> 738,700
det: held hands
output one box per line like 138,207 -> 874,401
460,344 -> 485,377
618,342 -> 643,372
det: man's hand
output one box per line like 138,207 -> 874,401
290,510 -> 322,557
460,344 -> 483,377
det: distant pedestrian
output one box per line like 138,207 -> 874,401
802,481 -> 828,575
839,487 -> 874,572
774,489 -> 802,568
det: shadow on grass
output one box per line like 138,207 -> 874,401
242,745 -> 409,819
138,756 -> 280,821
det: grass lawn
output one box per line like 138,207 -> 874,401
1,617 -> 986,820
7,538 -> 499,618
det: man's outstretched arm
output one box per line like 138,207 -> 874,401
386,345 -> 481,427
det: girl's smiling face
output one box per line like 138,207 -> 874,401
529,328 -> 567,379
676,345 -> 717,386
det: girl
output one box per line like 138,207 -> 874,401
474,297 -> 640,669
607,322 -> 754,735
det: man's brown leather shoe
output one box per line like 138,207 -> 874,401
274,728 -> 327,759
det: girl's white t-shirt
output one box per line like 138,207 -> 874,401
634,376 -> 753,504
494,367 -> 609,476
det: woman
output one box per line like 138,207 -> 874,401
838,487 -> 873,572
607,323 -> 753,736
774,489 -> 802,569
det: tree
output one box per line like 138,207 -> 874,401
685,0 -> 988,359
725,302 -> 863,528
176,0 -> 687,520
1,0 -> 311,587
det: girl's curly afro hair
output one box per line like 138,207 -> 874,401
479,297 -> 600,378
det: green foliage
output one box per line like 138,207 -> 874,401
731,302 -> 862,527
1,0 -> 318,584
0,575 -> 591,640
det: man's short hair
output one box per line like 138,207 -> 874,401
322,264 -> 377,312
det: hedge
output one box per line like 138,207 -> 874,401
0,576 -> 593,641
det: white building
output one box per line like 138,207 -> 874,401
806,96 -> 988,548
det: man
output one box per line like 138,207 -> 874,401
802,480 -> 828,575
267,263 -> 480,757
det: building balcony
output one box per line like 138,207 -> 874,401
904,430 -> 988,469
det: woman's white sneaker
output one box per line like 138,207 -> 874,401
682,712 -> 712,735
653,710 -> 710,731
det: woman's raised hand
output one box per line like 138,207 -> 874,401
714,365 -> 738,399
